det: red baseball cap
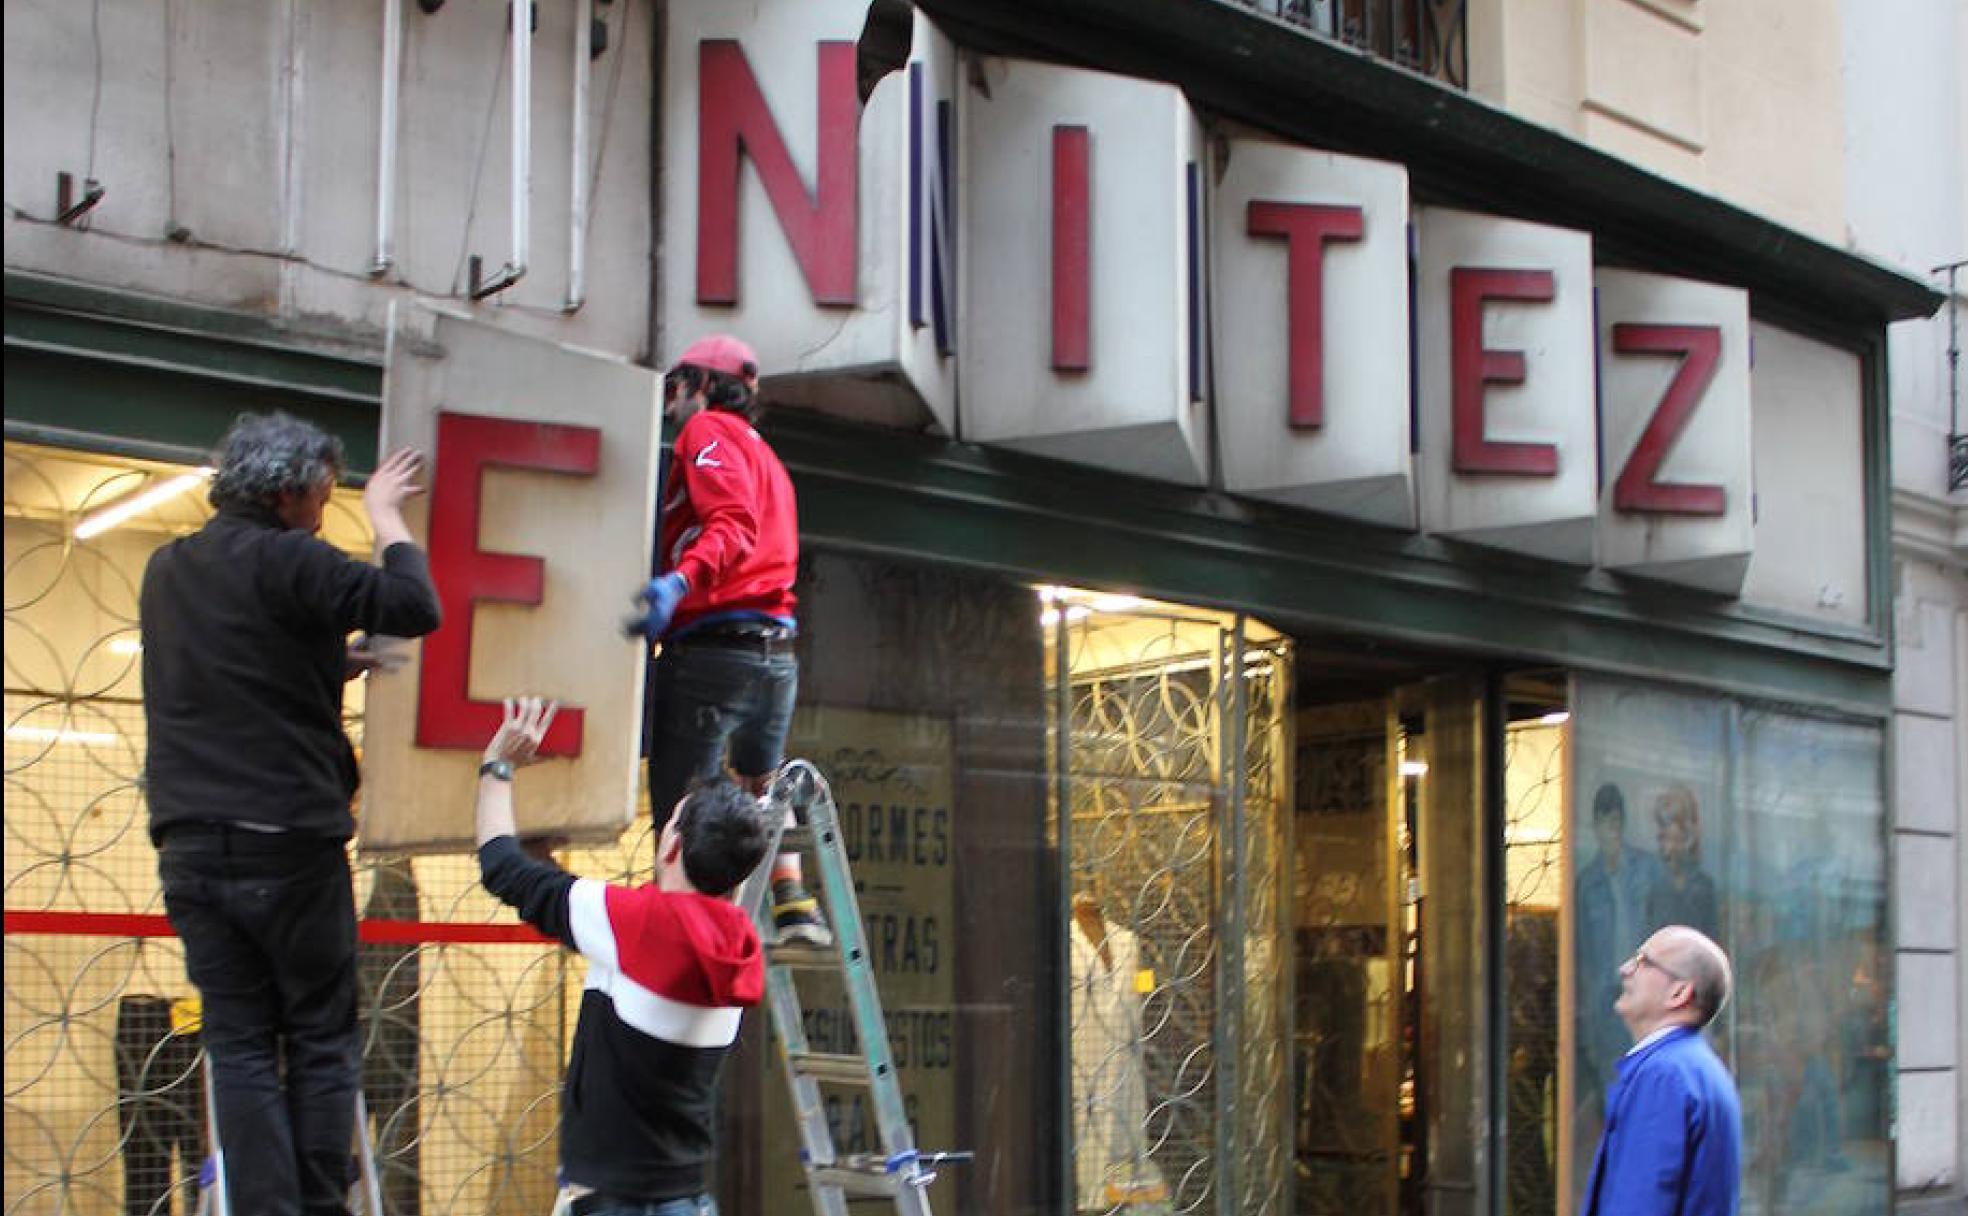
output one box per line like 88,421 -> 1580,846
672,334 -> 758,378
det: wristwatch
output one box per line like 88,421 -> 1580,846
477,759 -> 515,782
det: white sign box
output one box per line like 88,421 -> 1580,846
1595,268 -> 1754,593
959,58 -> 1209,485
661,0 -> 955,432
1214,140 -> 1414,527
1416,208 -> 1599,564
361,307 -> 661,853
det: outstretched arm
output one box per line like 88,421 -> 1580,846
474,698 -> 584,944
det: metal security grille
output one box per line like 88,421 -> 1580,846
1048,595 -> 1289,1216
1501,721 -> 1565,1216
1230,642 -> 1291,1216
1,441 -> 663,1216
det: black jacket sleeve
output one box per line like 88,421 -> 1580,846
268,533 -> 443,638
477,835 -> 578,948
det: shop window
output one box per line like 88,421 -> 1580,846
1567,677 -> 1891,1216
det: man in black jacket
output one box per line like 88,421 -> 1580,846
143,412 -> 442,1216
475,698 -> 766,1216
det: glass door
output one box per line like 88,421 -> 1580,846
1290,672 -> 1490,1216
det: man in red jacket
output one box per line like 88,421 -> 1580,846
626,334 -> 829,946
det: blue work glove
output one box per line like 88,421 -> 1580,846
623,572 -> 689,642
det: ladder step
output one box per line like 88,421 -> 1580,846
786,1050 -> 877,1085
778,824 -> 815,851
766,940 -> 840,969
807,1166 -> 906,1198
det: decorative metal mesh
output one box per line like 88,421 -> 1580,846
1231,642 -> 1290,1216
1502,721 -> 1565,1216
1,441 -> 666,1215
1050,601 -> 1288,1216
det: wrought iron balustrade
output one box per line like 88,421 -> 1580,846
1232,0 -> 1469,90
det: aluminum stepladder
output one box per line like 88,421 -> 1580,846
741,760 -> 963,1216
193,1060 -> 385,1216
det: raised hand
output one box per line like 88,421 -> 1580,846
483,696 -> 559,767
364,447 -> 427,551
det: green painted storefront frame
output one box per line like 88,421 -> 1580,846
4,270 -> 1899,716
5,271 -> 383,471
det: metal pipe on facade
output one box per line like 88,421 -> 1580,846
472,0 -> 531,299
564,0 -> 591,314
371,0 -> 402,276
1939,258 -> 1966,492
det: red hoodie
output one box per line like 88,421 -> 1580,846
659,409 -> 798,635
476,835 -> 763,1200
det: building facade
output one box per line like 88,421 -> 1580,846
3,3 -> 1960,1216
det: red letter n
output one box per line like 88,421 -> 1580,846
1450,267 -> 1559,475
698,40 -> 858,307
1248,201 -> 1365,428
417,412 -> 599,756
1611,324 -> 1726,515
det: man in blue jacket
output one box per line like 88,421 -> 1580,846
1583,924 -> 1742,1215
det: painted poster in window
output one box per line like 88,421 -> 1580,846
1568,679 -> 1730,1210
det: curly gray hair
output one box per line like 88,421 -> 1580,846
207,412 -> 345,512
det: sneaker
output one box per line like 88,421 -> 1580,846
772,878 -> 834,948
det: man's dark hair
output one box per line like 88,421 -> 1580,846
208,412 -> 345,512
672,777 -> 770,895
666,364 -> 759,421
1592,782 -> 1626,824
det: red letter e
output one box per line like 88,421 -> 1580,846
417,412 -> 598,756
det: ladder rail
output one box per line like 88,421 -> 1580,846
755,759 -> 940,1216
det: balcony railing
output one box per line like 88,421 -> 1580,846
1234,0 -> 1469,90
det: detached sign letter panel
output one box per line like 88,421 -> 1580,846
362,308 -> 662,853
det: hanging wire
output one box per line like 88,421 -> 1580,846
451,17 -> 515,297
86,0 -> 105,180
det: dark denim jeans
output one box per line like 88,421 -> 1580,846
158,826 -> 359,1216
646,641 -> 798,828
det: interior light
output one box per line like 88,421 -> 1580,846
6,725 -> 120,748
1540,711 -> 1571,726
1087,594 -> 1144,613
1399,760 -> 1429,778
73,468 -> 215,540
1039,605 -> 1092,628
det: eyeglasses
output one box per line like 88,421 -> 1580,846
1626,948 -> 1689,982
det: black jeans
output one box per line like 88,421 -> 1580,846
158,826 -> 359,1216
646,641 -> 798,828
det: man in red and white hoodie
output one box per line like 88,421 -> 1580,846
475,697 -> 766,1216
625,333 -> 828,947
